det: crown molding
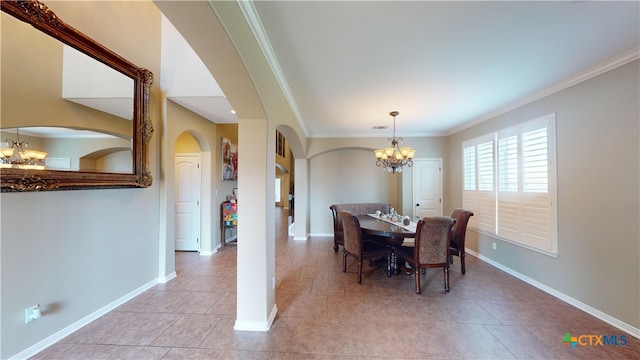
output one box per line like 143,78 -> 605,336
447,47 -> 640,136
237,1 -> 308,137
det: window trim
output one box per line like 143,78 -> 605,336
462,113 -> 558,257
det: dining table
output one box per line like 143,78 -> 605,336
357,214 -> 417,276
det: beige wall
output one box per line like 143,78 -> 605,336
445,60 -> 639,330
1,1 -> 162,358
175,132 -> 200,153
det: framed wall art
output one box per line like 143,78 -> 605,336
222,137 -> 238,180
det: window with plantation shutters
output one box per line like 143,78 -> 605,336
462,113 -> 557,256
462,134 -> 496,234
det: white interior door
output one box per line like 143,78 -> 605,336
413,158 -> 443,218
175,154 -> 201,251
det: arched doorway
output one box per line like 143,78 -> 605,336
174,130 -> 214,254
275,125 -> 306,240
175,132 -> 201,251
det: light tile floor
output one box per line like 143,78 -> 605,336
33,209 -> 639,359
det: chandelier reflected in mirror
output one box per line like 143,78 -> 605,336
374,111 -> 415,173
1,128 -> 47,170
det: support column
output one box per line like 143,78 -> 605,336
293,158 -> 309,241
234,118 -> 277,331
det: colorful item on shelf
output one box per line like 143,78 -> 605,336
222,201 -> 238,226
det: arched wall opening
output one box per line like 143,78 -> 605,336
308,147 -> 400,236
275,124 -> 306,236
80,146 -> 131,172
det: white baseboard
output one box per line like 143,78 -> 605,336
309,232 -> 333,238
234,304 -> 278,331
214,235 -> 239,251
288,222 -> 309,240
10,278 -> 161,360
466,249 -> 640,339
158,271 -> 177,283
266,303 -> 278,329
199,250 -> 215,256
220,234 -> 238,247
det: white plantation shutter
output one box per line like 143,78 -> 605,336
477,141 -> 494,191
476,140 -> 495,232
497,126 -> 521,241
476,189 -> 496,233
522,192 -> 552,250
497,132 -> 521,239
462,135 -> 496,232
521,119 -> 554,252
463,146 -> 476,191
463,113 -> 557,255
498,135 -> 518,192
522,127 -> 548,193
462,144 -> 479,229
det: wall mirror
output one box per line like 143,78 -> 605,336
1,0 -> 153,191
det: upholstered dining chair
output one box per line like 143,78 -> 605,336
396,216 -> 456,293
449,209 -> 474,274
329,205 -> 345,252
338,210 -> 390,284
330,203 -> 389,252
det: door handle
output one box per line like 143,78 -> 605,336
415,203 -> 420,206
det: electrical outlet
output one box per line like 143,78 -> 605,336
272,277 -> 276,289
25,304 -> 41,324
492,242 -> 497,250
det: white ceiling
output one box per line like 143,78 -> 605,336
165,1 -> 639,138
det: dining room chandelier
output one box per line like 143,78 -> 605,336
1,128 -> 47,170
374,111 -> 415,173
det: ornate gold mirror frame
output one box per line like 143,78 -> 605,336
1,0 -> 153,191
